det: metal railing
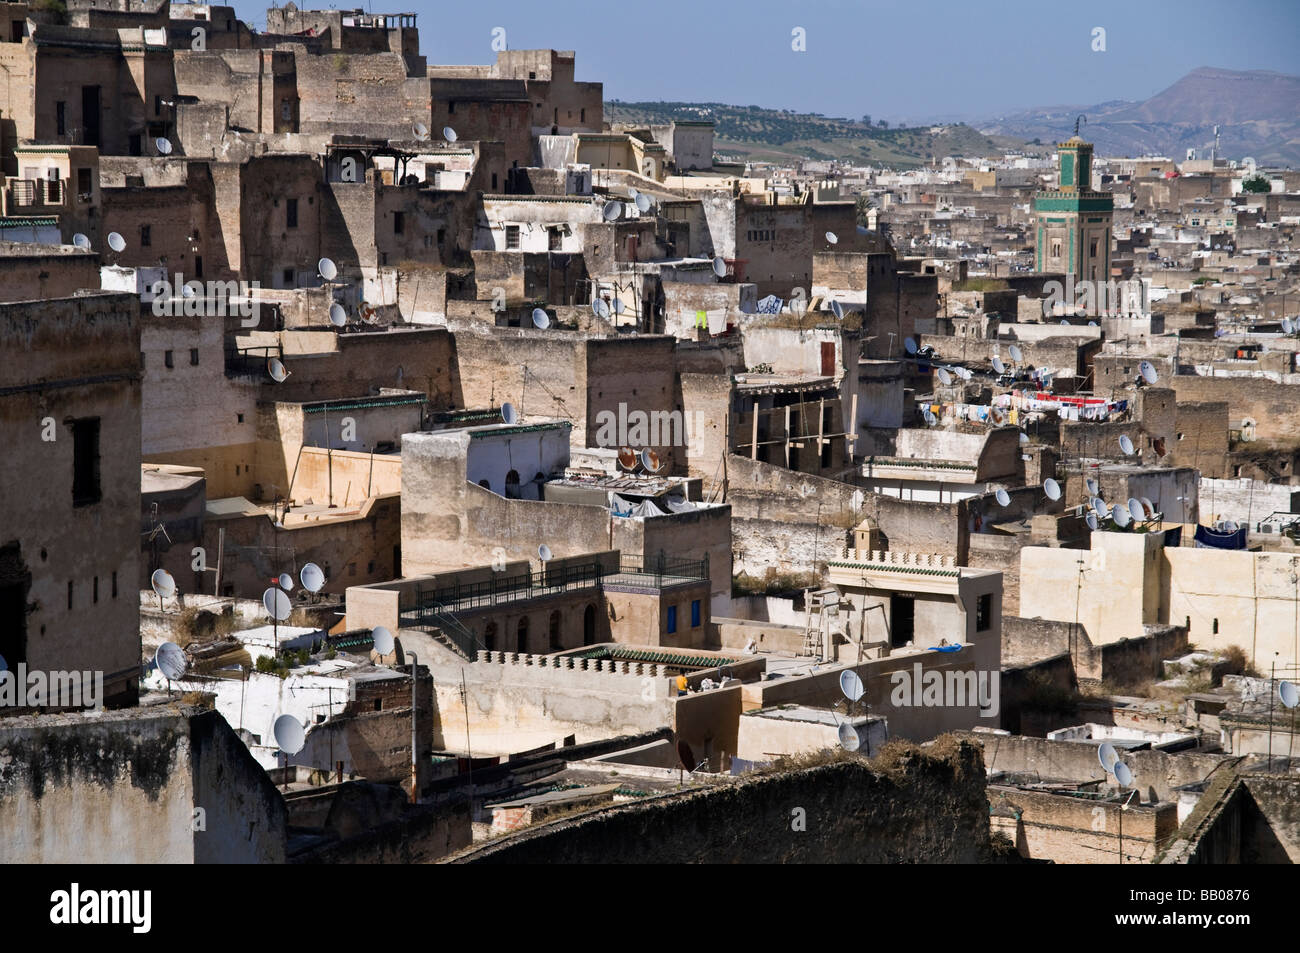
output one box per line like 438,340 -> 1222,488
616,552 -> 709,586
225,343 -> 280,379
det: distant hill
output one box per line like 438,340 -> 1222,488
977,68 -> 1300,166
604,100 -> 1031,167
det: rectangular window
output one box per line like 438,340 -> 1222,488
111,571 -> 118,598
56,101 -> 66,136
154,94 -> 161,117
77,167 -> 91,196
164,349 -> 174,368
505,225 -> 520,250
283,268 -> 294,287
549,227 -> 562,251
140,224 -> 151,247
448,101 -> 455,114
691,600 -> 701,627
93,576 -> 99,603
976,593 -> 993,632
68,580 -> 73,610
71,417 -> 101,507
393,210 -> 404,235
667,605 -> 677,634
189,348 -> 199,366
286,198 -> 298,228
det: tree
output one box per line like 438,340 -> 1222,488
878,119 -> 889,129
1241,173 -> 1271,194
861,114 -> 872,125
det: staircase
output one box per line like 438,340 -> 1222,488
426,606 -> 484,661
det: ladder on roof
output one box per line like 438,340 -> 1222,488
802,588 -> 841,659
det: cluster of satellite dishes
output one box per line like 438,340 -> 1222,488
1080,475 -> 1158,532
836,669 -> 866,752
617,445 -> 664,473
1098,742 -> 1135,788
259,562 -> 327,622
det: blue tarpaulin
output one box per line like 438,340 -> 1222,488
1194,524 -> 1247,550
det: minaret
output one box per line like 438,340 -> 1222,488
1033,134 -> 1113,281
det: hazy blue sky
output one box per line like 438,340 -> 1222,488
240,0 -> 1299,121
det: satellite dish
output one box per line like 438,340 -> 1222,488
531,308 -> 550,329
936,367 -> 953,386
995,488 -> 1011,507
155,137 -> 173,155
991,406 -> 1006,425
1098,742 -> 1119,772
592,298 -> 611,319
639,448 -> 663,472
328,302 -> 347,327
262,586 -> 292,621
442,126 -> 458,142
1280,681 -> 1299,709
840,669 -> 865,702
617,446 -> 638,471
1086,477 -> 1099,496
537,544 -> 553,562
1139,361 -> 1158,384
635,193 -> 651,213
371,626 -> 395,655
500,402 -> 519,425
992,356 -> 1006,374
1091,497 -> 1108,519
1086,512 -> 1098,531
1043,478 -> 1061,501
1284,317 -> 1295,334
1139,497 -> 1155,519
318,257 -> 338,281
412,122 -> 429,139
72,232 -> 91,249
627,187 -> 639,200
268,358 -> 289,383
1008,344 -> 1023,363
1119,434 -> 1135,455
181,283 -> 197,299
154,642 -> 187,681
1019,432 -> 1029,445
150,569 -> 176,598
1112,503 -> 1132,528
904,337 -> 918,355
825,231 -> 838,244
612,298 -> 625,314
712,256 -> 727,277
273,714 -> 305,755
1113,761 -> 1134,787
1060,319 -> 1070,326
107,231 -> 126,252
1128,498 -> 1144,523
831,300 -> 845,320
300,562 -> 326,593
838,722 -> 860,752
602,200 -> 622,221
278,572 -> 294,592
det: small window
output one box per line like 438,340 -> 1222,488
77,167 -> 91,195
448,101 -> 455,114
437,227 -> 446,245
580,107 -> 585,123
93,576 -> 99,603
393,210 -> 404,235
373,698 -> 383,711
111,571 -> 117,598
667,605 -> 677,634
976,593 -> 992,632
68,580 -> 73,609
71,417 -> 101,507
164,350 -> 174,368
140,224 -> 151,247
691,599 -> 701,627
283,268 -> 294,287
549,227 -> 562,251
140,351 -> 146,369
154,94 -> 161,116
286,198 -> 298,228
505,225 -> 520,250
237,413 -> 245,423
189,348 -> 199,366
56,101 -> 66,136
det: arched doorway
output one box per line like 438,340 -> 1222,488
583,604 -> 596,645
505,470 -> 521,499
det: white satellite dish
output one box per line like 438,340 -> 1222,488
635,193 -> 651,213
318,257 -> 338,281
154,642 -> 187,681
1128,498 -> 1144,523
268,358 -> 289,383
612,298 -> 625,314
840,669 -> 864,702
1119,434 -> 1135,455
412,122 -> 429,140
155,137 -> 173,155
936,367 -> 953,386
1139,361 -> 1158,384
628,187 -> 639,199
825,231 -> 838,244
1112,503 -> 1132,528
592,298 -> 611,319
832,300 -> 845,320
992,356 -> 1006,374
1019,432 -> 1029,446
1139,497 -> 1155,518
273,714 -> 305,755
328,302 -> 347,327
639,448 -> 663,472
371,626 -> 395,655
602,201 -> 622,221
181,283 -> 197,299
904,337 -> 918,355
1060,319 -> 1070,326
150,568 -> 176,598
501,402 -> 519,425
1280,681 -> 1299,709
1091,497 -> 1108,519
262,586 -> 292,621
712,256 -> 727,278
72,233 -> 91,250
1284,317 -> 1295,334
442,126 -> 458,142
1113,761 -> 1134,787
1043,478 -> 1061,501
537,544 -> 553,562
532,308 -> 551,329
1008,344 -> 1023,363
107,231 -> 125,252
1088,320 -> 1098,327
1098,742 -> 1119,772
278,572 -> 294,592
1086,512 -> 1098,531
838,722 -> 860,752
1086,477 -> 1099,496
300,562 -> 326,593
995,488 -> 1011,507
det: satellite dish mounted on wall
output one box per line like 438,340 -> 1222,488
1043,478 -> 1061,501
72,233 -> 91,250
318,257 -> 338,281
712,256 -> 727,278
635,193 -> 651,213
537,544 -> 553,562
825,231 -> 838,245
602,201 -> 622,221
1119,434 -> 1135,455
371,626 -> 395,656
995,488 -> 1011,507
268,358 -> 290,383
500,402 -> 519,425
531,308 -> 551,329
155,137 -> 173,155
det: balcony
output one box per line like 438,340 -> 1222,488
2,177 -> 67,216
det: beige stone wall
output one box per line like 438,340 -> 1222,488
989,786 -> 1176,864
